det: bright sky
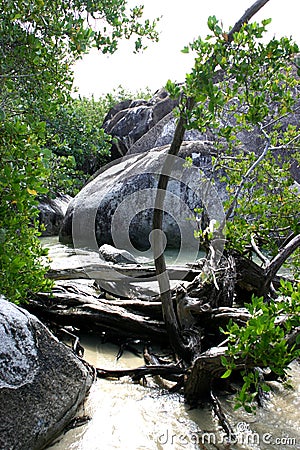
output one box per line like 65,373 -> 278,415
73,0 -> 300,98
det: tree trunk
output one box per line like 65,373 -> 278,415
152,0 -> 272,363
184,326 -> 300,404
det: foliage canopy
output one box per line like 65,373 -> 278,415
169,16 -> 300,274
0,0 -> 158,303
44,86 -> 153,196
165,15 -> 300,411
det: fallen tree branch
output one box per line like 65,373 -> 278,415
46,264 -> 199,282
96,364 -> 187,382
28,280 -> 167,342
210,390 -> 235,439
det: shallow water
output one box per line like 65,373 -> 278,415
41,236 -> 205,297
49,336 -> 300,450
41,236 -> 204,268
42,237 -> 300,450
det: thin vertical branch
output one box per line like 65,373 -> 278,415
152,0 -> 271,360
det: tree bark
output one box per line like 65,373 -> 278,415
261,234 -> 300,296
27,280 -> 167,343
152,107 -> 195,361
227,0 -> 270,42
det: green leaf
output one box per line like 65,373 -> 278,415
165,79 -> 180,99
262,18 -> 272,26
207,15 -> 217,32
245,405 -> 254,414
181,46 -> 189,54
0,108 -> 5,121
214,25 -> 223,36
220,355 -> 228,367
221,369 -> 232,379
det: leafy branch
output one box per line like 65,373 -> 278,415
221,281 -> 300,412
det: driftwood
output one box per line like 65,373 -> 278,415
28,250 -> 246,340
31,250 -> 295,352
27,248 -> 299,444
184,347 -> 229,402
28,280 -> 167,343
46,264 -> 199,283
96,364 -> 186,382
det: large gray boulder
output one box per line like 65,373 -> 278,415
59,142 -> 225,252
38,194 -> 72,236
102,88 -> 178,160
60,85 -> 300,251
0,297 -> 93,450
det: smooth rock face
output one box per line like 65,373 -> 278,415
60,86 -> 300,250
0,297 -> 93,450
99,244 -> 138,264
102,88 -> 178,160
59,142 -> 225,251
0,300 -> 38,389
38,194 -> 72,236
128,114 -> 212,156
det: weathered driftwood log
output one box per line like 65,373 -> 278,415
184,325 -> 300,404
184,347 -> 229,403
46,264 -> 200,283
45,251 -> 288,308
96,365 -> 186,382
27,280 -> 167,343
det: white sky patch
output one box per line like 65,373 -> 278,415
72,0 -> 300,98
